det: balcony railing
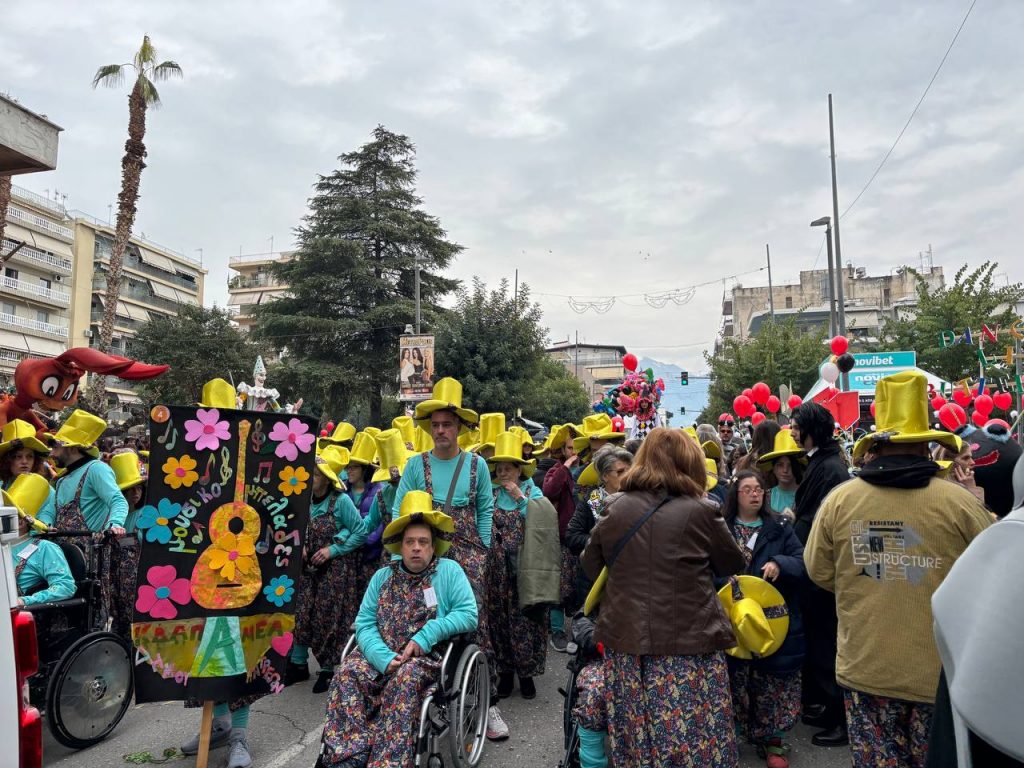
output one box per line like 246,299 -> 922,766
94,252 -> 200,291
1,275 -> 70,305
228,274 -> 282,290
0,312 -> 68,338
11,185 -> 68,217
230,251 -> 293,265
92,276 -> 191,314
68,209 -> 202,267
89,309 -> 146,331
1,238 -> 73,274
5,205 -> 74,240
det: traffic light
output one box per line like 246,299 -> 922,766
680,370 -> 689,386
679,407 -> 686,415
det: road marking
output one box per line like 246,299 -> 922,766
264,727 -> 321,768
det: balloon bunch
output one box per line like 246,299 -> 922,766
319,420 -> 337,438
820,336 -> 856,387
728,381 -> 797,427
931,384 -> 1016,432
593,353 -> 664,421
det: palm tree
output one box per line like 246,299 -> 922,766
0,174 -> 11,258
91,35 -> 181,404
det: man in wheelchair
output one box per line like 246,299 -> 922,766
6,473 -> 75,606
319,490 -> 478,768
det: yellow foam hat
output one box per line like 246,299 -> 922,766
573,414 -> 626,454
862,371 -> 960,453
756,428 -> 806,473
534,424 -> 562,457
2,472 -> 51,531
717,575 -> 790,659
348,431 -> 380,467
47,409 -> 105,458
413,425 -> 434,453
372,428 -> 411,483
110,451 -> 146,491
392,416 -> 416,447
583,567 -> 608,616
702,440 -> 722,461
0,418 -> 50,457
363,426 -> 381,440
458,427 -> 480,450
414,377 -> 479,432
198,378 -> 237,410
705,458 -> 719,491
472,413 -> 506,453
509,425 -> 535,449
318,421 -> 356,451
487,431 -> 537,478
315,444 -> 349,491
382,490 -> 455,556
682,426 -> 698,440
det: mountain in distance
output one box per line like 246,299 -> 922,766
639,357 -> 710,426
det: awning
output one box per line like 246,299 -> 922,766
22,336 -> 66,357
117,301 -> 150,323
149,280 -> 179,301
0,329 -> 30,352
173,288 -> 198,305
138,247 -> 177,273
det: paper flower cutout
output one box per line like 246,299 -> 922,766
278,466 -> 310,497
269,418 -> 314,461
135,565 -> 191,619
207,532 -> 257,582
134,498 -> 181,544
263,575 -> 295,607
163,454 -> 199,489
184,408 -> 231,452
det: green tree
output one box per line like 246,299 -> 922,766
435,277 -> 588,422
878,262 -> 1024,384
253,126 -> 460,423
91,35 -> 182,405
701,318 -> 826,422
130,305 -> 271,406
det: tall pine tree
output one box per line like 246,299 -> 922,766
254,126 -> 461,423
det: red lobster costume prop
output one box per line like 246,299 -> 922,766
1,348 -> 169,433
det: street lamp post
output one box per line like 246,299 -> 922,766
810,216 -> 838,338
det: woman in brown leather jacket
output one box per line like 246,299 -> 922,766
581,427 -> 746,768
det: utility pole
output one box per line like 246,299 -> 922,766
766,243 -> 775,323
828,93 -> 847,339
414,255 -> 422,334
574,330 -> 579,378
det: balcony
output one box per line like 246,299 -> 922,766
1,275 -> 70,306
90,309 -> 146,332
92,276 -> 191,314
0,311 -> 68,339
230,251 -> 292,266
11,185 -> 67,217
94,251 -> 200,291
68,209 -> 202,267
228,274 -> 282,290
5,204 -> 74,241
1,238 -> 73,275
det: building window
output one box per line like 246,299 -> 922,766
2,301 -> 15,316
883,287 -> 891,306
39,277 -> 52,291
4,267 -> 18,281
785,296 -> 793,309
37,310 -> 50,324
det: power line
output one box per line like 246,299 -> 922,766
841,0 -> 978,218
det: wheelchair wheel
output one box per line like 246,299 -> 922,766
447,645 -> 488,768
45,631 -> 133,748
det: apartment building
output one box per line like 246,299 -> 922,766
546,341 -> 627,401
227,251 -> 292,332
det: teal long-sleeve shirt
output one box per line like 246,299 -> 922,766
37,459 -> 128,532
13,539 -> 76,605
492,477 -> 544,515
309,490 -> 368,559
355,557 -> 478,675
364,483 -> 398,538
393,452 -> 494,547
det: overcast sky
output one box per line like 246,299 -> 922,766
3,0 -> 1023,374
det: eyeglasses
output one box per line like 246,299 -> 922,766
719,420 -> 734,427
738,487 -> 764,495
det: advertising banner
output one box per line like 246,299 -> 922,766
399,334 -> 435,401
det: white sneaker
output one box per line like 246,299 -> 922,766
226,734 -> 253,768
486,705 -> 510,741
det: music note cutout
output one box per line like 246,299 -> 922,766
251,419 -> 266,454
191,521 -> 205,544
157,420 -> 174,445
199,455 -> 215,486
255,461 -> 273,484
255,523 -> 273,555
219,447 -> 233,485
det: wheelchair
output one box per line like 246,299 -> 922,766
24,530 -> 134,748
322,631 -> 489,768
557,639 -> 585,768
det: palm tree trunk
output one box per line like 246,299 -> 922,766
0,174 -> 12,261
94,81 -> 148,407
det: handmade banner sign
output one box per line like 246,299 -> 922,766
131,405 -> 315,703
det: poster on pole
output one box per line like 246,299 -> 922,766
131,405 -> 315,703
399,334 -> 435,401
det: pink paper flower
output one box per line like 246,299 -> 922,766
184,408 -> 231,452
135,565 -> 191,620
269,418 -> 314,461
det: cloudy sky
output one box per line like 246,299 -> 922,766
3,0 -> 1023,374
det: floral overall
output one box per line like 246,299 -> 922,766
294,496 -> 357,669
487,498 -> 546,679
321,560 -> 442,767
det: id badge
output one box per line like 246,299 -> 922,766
423,586 -> 438,608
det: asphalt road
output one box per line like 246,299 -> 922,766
43,656 -> 852,767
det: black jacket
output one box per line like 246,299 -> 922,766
565,493 -> 597,556
793,443 -> 850,544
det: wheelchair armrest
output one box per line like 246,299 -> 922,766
437,633 -> 474,694
23,597 -> 88,613
340,632 -> 358,663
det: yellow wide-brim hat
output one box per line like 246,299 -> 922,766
861,371 -> 960,453
705,458 -> 719,491
382,490 -> 455,556
392,415 -> 415,447
0,418 -> 50,457
315,445 -> 350,491
110,451 -> 146,491
348,431 -> 380,467
197,378 -> 238,410
487,431 -> 536,478
717,575 -> 790,659
702,440 -> 722,461
470,413 -> 506,453
3,472 -> 52,529
573,413 -> 626,454
509,424 -> 535,449
372,428 -> 410,483
414,377 -> 479,433
458,427 -> 480,450
47,409 -> 105,458
534,424 -> 562,457
757,428 -> 807,472
318,421 -> 356,451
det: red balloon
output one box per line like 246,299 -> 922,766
937,403 -> 968,432
930,395 -> 947,411
765,395 -> 781,414
952,388 -> 973,408
320,429 -> 329,437
750,382 -> 771,405
622,353 -> 638,372
787,394 -> 803,410
830,336 -> 849,356
971,410 -> 987,427
742,388 -> 753,400
326,421 -> 335,432
993,391 -> 1013,411
610,416 -> 625,432
751,412 -> 766,426
733,395 -> 754,418
974,394 -> 994,417
869,401 -> 876,418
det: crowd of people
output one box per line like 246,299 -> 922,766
6,368 -> 1024,768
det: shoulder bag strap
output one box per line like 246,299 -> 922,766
606,495 -> 670,568
442,451 -> 469,515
